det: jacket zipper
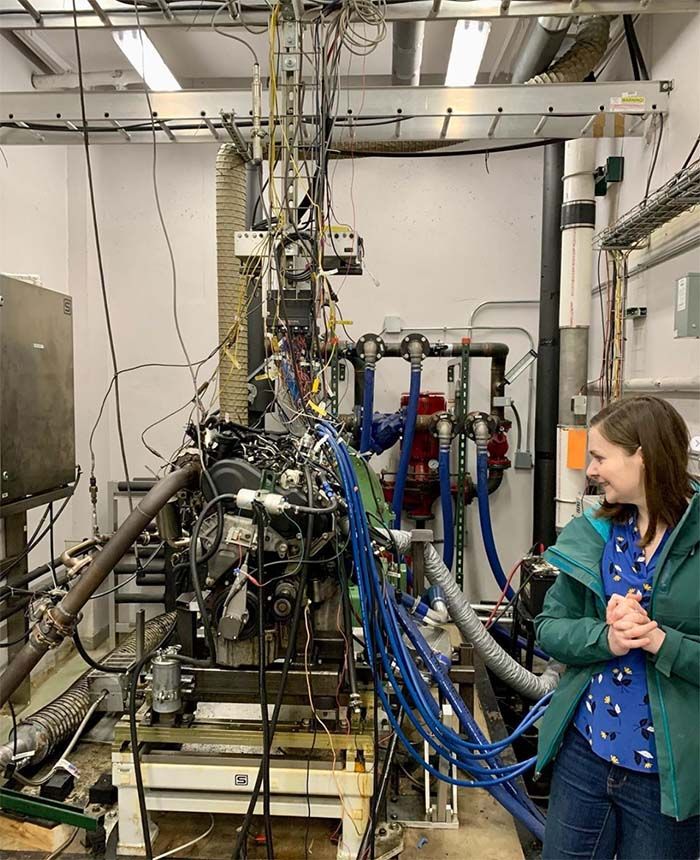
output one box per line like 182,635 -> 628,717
546,545 -> 607,610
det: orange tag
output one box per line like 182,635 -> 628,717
567,428 -> 588,470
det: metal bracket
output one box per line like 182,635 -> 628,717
220,111 -> 252,161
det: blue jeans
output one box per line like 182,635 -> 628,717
543,727 -> 700,860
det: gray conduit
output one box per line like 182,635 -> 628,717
0,612 -> 175,771
389,530 -> 563,701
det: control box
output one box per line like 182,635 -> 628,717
674,273 -> 700,339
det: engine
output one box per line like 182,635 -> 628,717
168,416 -> 353,675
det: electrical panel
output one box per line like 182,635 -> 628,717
0,275 -> 76,508
674,273 -> 700,339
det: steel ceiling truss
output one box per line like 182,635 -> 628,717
0,80 -> 671,146
0,0 -> 697,30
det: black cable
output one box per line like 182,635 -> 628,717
623,15 -> 649,81
0,629 -> 31,649
128,650 -> 156,860
254,504 -> 274,859
232,469 -> 316,859
680,132 -> 700,172
7,699 -> 18,757
71,0 -> 134,518
189,492 -> 236,663
0,471 -> 80,582
331,138 -> 563,160
623,15 -> 641,81
644,113 -> 664,201
73,627 -> 126,674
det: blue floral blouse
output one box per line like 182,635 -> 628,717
572,515 -> 669,773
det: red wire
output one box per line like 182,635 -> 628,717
484,559 -> 523,629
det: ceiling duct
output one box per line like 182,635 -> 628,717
510,16 -> 571,84
526,16 -> 612,85
392,21 -> 425,87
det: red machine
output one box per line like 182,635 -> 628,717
382,391 -> 446,522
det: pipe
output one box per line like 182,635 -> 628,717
358,336 -> 381,457
511,16 -> 571,84
533,142 -> 564,549
436,415 -> 455,570
392,21 -> 425,87
0,465 -> 199,709
526,16 -> 612,85
439,449 -> 454,570
392,363 -> 422,527
341,340 -> 509,416
31,69 -> 141,90
0,612 -> 175,771
476,448 -> 515,601
588,376 -> 700,394
389,530 -> 562,701
216,144 -> 249,422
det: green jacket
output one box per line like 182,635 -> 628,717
534,491 -> 700,821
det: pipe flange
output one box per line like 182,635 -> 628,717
400,333 -> 430,364
430,412 -> 456,444
355,333 -> 386,363
464,411 -> 497,443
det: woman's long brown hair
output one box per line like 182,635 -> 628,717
591,396 -> 694,545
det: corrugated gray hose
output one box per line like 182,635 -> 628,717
390,530 -> 563,701
0,612 -> 175,771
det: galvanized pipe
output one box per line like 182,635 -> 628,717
0,464 -> 199,708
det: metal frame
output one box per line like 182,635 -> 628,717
0,1 -> 696,30
0,81 -> 671,146
112,744 -> 375,859
596,157 -> 700,250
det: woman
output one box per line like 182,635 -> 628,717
534,396 -> 699,860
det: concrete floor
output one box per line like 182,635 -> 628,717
1,652 -> 525,860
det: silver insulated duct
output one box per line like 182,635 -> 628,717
392,21 -> 425,87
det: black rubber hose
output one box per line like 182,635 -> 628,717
189,493 -> 237,663
623,15 -> 641,80
231,470 -> 316,859
73,628 -> 125,675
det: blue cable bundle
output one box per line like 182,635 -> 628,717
316,422 -> 548,840
438,447 -> 454,569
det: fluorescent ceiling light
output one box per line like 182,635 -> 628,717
445,20 -> 491,87
113,30 -> 181,91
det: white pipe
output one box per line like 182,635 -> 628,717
559,138 -> 597,329
588,376 -> 700,394
32,70 -> 141,91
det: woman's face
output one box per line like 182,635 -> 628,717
586,425 -> 645,507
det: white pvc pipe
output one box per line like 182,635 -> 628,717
32,70 -> 141,91
587,376 -> 700,394
559,138 -> 597,329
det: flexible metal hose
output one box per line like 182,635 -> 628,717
526,17 -> 612,85
389,530 -> 563,701
0,612 -> 175,771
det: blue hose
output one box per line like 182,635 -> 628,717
438,447 -> 454,570
359,365 -> 375,456
476,449 -> 515,601
317,422 -> 548,838
392,366 -> 421,527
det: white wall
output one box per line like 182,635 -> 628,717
1,11 -> 699,653
593,12 -> 700,439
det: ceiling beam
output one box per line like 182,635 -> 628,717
11,29 -> 73,74
0,1 -> 697,30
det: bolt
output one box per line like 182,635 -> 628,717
379,827 -> 387,836
390,813 -> 398,820
1,471 -> 8,480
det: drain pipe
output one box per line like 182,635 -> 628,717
533,143 -> 565,548
556,139 -> 597,529
392,21 -> 425,87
